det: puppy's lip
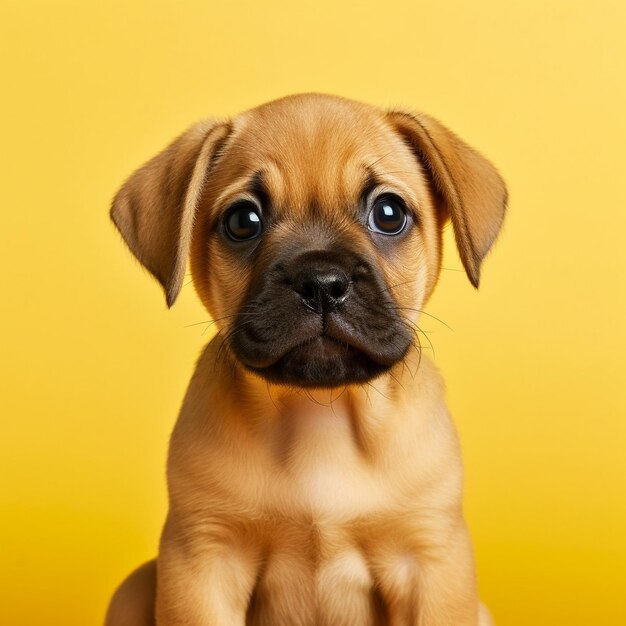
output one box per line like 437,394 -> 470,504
236,314 -> 402,371
296,334 -> 358,357
237,332 -> 347,370
243,334 -> 388,388
324,313 -> 403,367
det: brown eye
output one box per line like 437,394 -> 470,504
224,202 -> 263,241
368,195 -> 407,235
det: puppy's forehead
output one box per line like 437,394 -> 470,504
219,94 -> 419,213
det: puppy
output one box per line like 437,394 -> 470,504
105,93 -> 507,626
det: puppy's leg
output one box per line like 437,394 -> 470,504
105,560 -> 156,626
414,522 -> 480,626
156,523 -> 259,625
478,603 -> 494,626
376,520 -> 480,626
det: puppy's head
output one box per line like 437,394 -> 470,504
111,94 -> 507,388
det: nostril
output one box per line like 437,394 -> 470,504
300,280 -> 317,303
328,278 -> 348,300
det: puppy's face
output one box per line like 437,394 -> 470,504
111,94 -> 507,388
190,97 -> 441,387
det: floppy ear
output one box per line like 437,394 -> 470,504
111,120 -> 231,306
386,111 -> 508,287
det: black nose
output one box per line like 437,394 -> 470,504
292,265 -> 350,313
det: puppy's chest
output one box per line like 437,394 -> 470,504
257,399 -> 393,517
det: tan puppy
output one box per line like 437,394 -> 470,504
105,93 -> 506,626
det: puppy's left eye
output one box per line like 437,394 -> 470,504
224,201 -> 263,241
368,195 -> 408,235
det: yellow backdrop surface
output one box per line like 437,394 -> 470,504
1,1 -> 625,624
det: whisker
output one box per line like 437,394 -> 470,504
184,313 -> 240,328
266,380 -> 282,416
365,381 -> 393,402
397,315 -> 435,360
379,279 -> 419,294
384,305 -> 453,331
304,390 -> 328,407
388,369 -> 405,391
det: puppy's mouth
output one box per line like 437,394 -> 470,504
245,329 -> 390,388
230,302 -> 410,388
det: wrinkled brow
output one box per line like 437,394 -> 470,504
247,171 -> 270,208
241,165 -> 384,214
361,166 -> 383,201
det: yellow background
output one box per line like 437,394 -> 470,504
1,0 -> 625,624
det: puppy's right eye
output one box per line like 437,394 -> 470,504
224,202 -> 263,241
